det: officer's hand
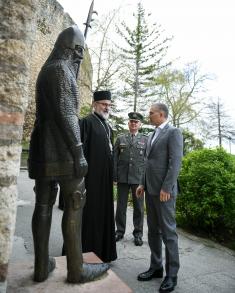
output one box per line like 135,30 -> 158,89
74,144 -> 88,178
136,185 -> 144,198
160,189 -> 171,202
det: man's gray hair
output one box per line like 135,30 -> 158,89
152,103 -> 169,118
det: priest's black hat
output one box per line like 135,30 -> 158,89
93,90 -> 111,101
128,112 -> 143,121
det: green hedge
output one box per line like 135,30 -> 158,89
177,148 -> 235,247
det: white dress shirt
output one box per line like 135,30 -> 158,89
151,121 -> 168,145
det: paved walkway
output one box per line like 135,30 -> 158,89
9,170 -> 235,292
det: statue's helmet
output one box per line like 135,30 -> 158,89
54,25 -> 85,50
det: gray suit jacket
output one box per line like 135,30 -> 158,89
141,123 -> 183,196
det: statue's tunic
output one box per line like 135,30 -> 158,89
28,59 -> 81,179
80,113 -> 117,262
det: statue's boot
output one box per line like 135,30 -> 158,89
32,202 -> 55,282
32,181 -> 58,282
34,257 -> 56,282
62,181 -> 109,284
67,263 -> 110,283
80,263 -> 110,283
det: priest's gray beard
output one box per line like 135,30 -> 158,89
101,112 -> 110,120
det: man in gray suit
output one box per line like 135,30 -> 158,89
136,103 -> 183,292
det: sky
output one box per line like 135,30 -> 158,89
57,0 -> 235,153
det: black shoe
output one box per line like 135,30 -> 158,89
115,234 -> 123,242
137,267 -> 163,281
159,276 -> 177,292
134,236 -> 143,246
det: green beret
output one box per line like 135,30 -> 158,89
128,112 -> 143,121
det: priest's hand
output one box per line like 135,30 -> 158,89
74,144 -> 88,178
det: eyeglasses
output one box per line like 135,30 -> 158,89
96,102 -> 112,108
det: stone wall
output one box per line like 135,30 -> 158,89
0,1 -> 92,292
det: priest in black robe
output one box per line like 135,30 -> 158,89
80,90 -> 117,263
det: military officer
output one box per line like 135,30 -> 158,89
113,112 -> 148,246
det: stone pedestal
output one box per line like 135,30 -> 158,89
7,252 -> 132,292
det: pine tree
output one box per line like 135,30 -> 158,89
117,2 -> 171,112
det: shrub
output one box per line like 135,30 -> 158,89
177,148 -> 235,244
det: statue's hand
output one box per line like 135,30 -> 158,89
74,144 -> 88,178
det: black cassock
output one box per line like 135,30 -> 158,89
80,113 -> 117,262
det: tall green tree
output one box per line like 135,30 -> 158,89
117,2 -> 171,112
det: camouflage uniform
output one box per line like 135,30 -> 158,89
113,131 -> 148,240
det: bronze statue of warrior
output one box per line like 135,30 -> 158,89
28,25 -> 109,283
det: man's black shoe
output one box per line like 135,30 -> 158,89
115,234 -> 123,242
134,236 -> 143,246
159,276 -> 177,292
137,267 -> 163,281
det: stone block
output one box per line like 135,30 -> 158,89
7,252 -> 132,292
